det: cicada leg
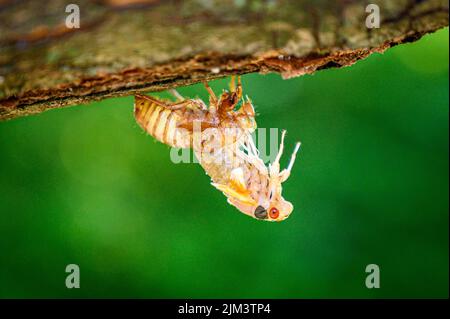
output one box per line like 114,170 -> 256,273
203,82 -> 218,112
229,75 -> 242,101
168,99 -> 207,111
135,94 -> 205,111
280,142 -> 301,182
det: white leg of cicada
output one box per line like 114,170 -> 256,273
245,132 -> 259,157
235,138 -> 267,175
287,142 -> 301,172
163,100 -> 203,111
229,75 -> 236,92
270,130 -> 286,176
280,142 -> 301,182
274,130 -> 286,164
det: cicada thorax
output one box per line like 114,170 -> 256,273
194,129 -> 272,215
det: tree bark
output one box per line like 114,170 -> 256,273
0,0 -> 448,121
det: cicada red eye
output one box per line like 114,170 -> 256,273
269,207 -> 279,219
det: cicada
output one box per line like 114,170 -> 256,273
134,77 -> 301,222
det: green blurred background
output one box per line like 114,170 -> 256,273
0,29 -> 448,299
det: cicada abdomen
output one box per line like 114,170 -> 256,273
134,94 -> 196,148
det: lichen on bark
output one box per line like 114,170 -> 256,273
0,0 -> 448,120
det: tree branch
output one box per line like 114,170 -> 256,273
0,0 -> 448,120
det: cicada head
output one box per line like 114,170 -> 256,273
226,194 -> 293,222
253,132 -> 301,222
224,171 -> 294,222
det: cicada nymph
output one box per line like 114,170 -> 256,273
134,76 -> 301,222
134,76 -> 256,148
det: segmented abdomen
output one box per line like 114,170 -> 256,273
134,96 -> 191,148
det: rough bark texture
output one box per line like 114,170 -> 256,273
0,0 -> 448,121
